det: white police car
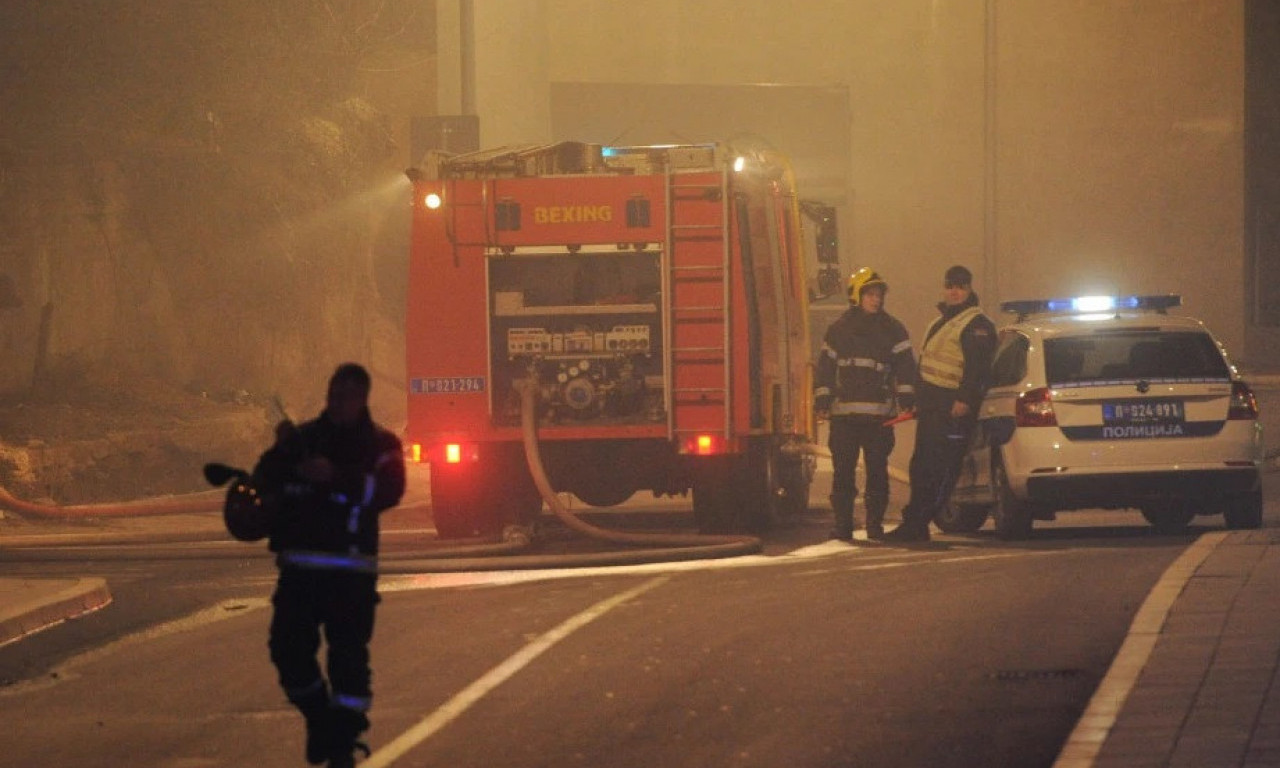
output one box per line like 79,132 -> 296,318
942,294 -> 1264,539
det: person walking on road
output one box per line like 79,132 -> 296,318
884,265 -> 996,543
251,363 -> 405,767
815,267 -> 916,540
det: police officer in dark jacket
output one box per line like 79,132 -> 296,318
885,265 -> 996,543
815,268 -> 916,540
252,363 -> 405,768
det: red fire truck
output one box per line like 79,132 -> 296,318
405,141 -> 819,539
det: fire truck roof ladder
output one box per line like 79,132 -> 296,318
665,164 -> 731,442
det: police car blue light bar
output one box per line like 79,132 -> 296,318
1001,294 -> 1181,319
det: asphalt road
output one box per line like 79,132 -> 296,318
0,486 -> 1230,768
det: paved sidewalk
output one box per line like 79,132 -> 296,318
0,478 -> 434,649
0,507 -> 227,648
0,576 -> 112,649
1055,529 -> 1280,768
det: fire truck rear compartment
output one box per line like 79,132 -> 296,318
408,142 -> 818,542
489,249 -> 665,427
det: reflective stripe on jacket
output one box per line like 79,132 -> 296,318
277,549 -> 378,573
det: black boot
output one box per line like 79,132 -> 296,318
882,504 -> 930,542
327,742 -> 370,768
288,683 -> 332,766
829,493 -> 854,542
327,707 -> 371,767
882,522 -> 930,543
865,494 -> 887,540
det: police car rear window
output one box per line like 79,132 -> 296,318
1043,332 -> 1230,385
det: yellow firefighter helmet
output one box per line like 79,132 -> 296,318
847,267 -> 888,305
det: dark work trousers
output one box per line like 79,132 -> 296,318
904,405 -> 977,530
269,568 -> 380,723
828,416 -> 896,536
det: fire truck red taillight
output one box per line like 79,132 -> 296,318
416,442 -> 480,465
437,442 -> 481,460
681,434 -> 724,455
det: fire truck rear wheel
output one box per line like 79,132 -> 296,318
429,452 -> 542,539
740,440 -> 811,532
739,440 -> 784,533
691,456 -> 737,534
777,452 -> 814,518
429,469 -> 486,539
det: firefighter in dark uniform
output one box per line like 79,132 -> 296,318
815,268 -> 916,540
885,265 -> 996,543
251,363 -> 405,767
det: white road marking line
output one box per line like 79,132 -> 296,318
791,549 -> 1066,576
363,576 -> 669,767
1051,531 -> 1228,768
377,539 -> 994,595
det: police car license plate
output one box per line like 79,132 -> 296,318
1102,400 -> 1184,424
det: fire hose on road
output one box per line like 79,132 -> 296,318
3,381 -> 764,569
0,484 -> 222,519
380,381 -> 764,571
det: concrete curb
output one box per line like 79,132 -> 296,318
1244,373 -> 1280,387
0,577 -> 112,648
1052,531 -> 1229,767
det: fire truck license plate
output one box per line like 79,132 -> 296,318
411,377 -> 486,394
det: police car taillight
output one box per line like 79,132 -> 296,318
1227,381 -> 1259,420
1016,387 -> 1058,427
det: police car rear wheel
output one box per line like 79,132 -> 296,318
1223,490 -> 1263,530
934,502 -> 990,534
991,458 -> 1033,540
1139,504 -> 1196,533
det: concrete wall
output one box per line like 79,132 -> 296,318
1245,0 -> 1280,369
460,1 -> 1252,365
0,1 -> 437,424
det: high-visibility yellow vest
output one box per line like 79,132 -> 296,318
918,306 -> 984,389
